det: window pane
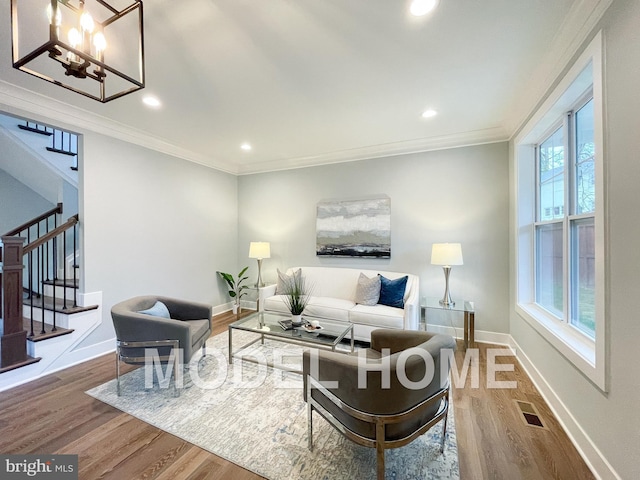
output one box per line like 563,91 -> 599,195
575,99 -> 595,214
538,127 -> 565,221
571,218 -> 596,338
536,223 -> 564,317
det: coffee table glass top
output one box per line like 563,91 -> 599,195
230,311 -> 352,348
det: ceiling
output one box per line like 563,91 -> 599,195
1,0 -> 602,175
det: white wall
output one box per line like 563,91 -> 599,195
509,1 -> 640,478
78,133 -> 239,347
238,143 -> 510,334
0,168 -> 54,235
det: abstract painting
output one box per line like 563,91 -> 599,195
316,196 -> 391,258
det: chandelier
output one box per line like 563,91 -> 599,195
11,0 -> 145,103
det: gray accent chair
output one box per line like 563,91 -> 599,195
303,329 -> 456,480
111,295 -> 213,395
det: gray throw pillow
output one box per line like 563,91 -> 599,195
355,273 -> 381,305
276,268 -> 302,295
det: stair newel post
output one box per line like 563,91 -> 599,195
0,236 -> 29,369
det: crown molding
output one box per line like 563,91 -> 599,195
0,80 -> 236,175
0,78 -> 509,176
505,0 -> 614,139
237,126 -> 510,175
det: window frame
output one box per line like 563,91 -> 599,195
514,32 -> 606,391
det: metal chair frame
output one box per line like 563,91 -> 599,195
307,375 -> 450,480
116,339 -> 181,396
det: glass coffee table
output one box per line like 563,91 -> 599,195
228,311 -> 354,372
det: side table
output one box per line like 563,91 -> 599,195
421,297 -> 475,349
245,284 -> 276,312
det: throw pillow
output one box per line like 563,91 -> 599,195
138,301 -> 171,318
355,273 -> 381,305
378,275 -> 408,308
276,268 -> 302,295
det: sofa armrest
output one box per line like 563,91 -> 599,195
403,277 -> 420,330
258,284 -> 277,311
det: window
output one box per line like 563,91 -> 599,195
514,32 -> 605,390
534,96 -> 595,339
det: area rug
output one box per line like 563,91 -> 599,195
86,330 -> 460,479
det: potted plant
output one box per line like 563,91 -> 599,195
218,267 -> 249,314
281,273 -> 312,326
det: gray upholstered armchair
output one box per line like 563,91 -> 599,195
111,295 -> 212,395
303,329 -> 456,480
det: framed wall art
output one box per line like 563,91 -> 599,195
316,196 -> 391,258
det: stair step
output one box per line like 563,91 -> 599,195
23,294 -> 98,314
0,355 -> 42,374
42,278 -> 79,289
23,318 -> 74,342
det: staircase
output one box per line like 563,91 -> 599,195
17,121 -> 79,171
0,204 -> 98,374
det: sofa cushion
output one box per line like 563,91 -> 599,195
349,304 -> 405,329
378,275 -> 408,308
355,273 -> 381,306
263,295 -> 292,314
305,297 -> 354,322
138,301 -> 171,318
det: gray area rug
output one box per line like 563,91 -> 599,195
86,330 -> 460,479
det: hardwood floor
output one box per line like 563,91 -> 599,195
0,312 -> 594,479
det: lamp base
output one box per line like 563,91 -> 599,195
255,258 -> 264,288
439,266 -> 455,307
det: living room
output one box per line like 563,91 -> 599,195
0,1 -> 638,479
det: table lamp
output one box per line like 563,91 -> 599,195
431,243 -> 463,307
249,242 -> 270,287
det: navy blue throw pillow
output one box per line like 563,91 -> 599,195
378,275 -> 408,308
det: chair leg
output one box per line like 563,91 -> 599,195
116,350 -> 121,396
202,343 -> 207,357
376,422 -> 385,480
307,384 -> 314,451
441,406 -> 449,453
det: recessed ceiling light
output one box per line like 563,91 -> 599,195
240,143 -> 252,151
142,95 -> 161,108
421,109 -> 438,118
410,0 -> 440,17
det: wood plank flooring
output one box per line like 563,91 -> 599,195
0,311 -> 594,479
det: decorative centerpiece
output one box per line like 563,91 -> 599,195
281,273 -> 311,326
218,267 -> 249,314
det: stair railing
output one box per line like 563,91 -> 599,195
23,215 -> 79,337
1,204 -> 79,339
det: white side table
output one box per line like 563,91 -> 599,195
421,296 -> 475,349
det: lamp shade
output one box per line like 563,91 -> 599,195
249,242 -> 271,259
431,243 -> 463,266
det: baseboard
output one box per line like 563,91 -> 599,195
424,324 -> 512,346
509,337 -> 621,480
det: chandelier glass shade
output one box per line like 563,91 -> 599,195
11,0 -> 145,103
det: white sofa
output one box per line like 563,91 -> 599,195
259,266 -> 420,342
